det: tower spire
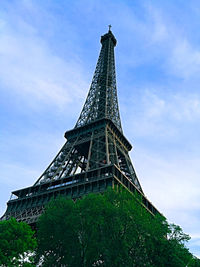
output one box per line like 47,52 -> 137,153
75,29 -> 122,132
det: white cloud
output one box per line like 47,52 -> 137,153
119,3 -> 200,81
133,150 -> 200,211
0,5 -> 88,110
169,39 -> 200,79
147,5 -> 200,81
142,91 -> 166,118
123,89 -> 200,141
131,147 -> 200,256
144,90 -> 200,121
145,4 -> 169,44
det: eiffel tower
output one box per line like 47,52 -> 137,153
2,28 -> 159,225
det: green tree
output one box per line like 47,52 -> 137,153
0,217 -> 37,266
188,256 -> 200,267
36,188 -> 194,266
36,197 -> 81,266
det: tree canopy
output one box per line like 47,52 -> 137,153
36,188 -> 199,267
0,188 -> 199,266
0,217 -> 36,266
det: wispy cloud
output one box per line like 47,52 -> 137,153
113,1 -> 200,84
132,149 -> 200,211
143,90 -> 200,121
122,89 -> 200,140
169,39 -> 200,79
131,148 -> 200,256
0,1 -> 88,110
145,4 -> 200,81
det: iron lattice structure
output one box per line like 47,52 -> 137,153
75,31 -> 122,131
2,29 -> 159,225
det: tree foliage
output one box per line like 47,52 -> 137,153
0,217 -> 36,266
189,257 -> 200,267
36,188 -> 198,267
1,189 -> 199,266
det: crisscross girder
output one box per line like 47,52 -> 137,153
75,30 -> 122,132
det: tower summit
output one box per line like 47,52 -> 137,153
75,28 -> 120,131
2,29 -> 159,225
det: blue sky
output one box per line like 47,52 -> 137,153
0,0 -> 200,257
